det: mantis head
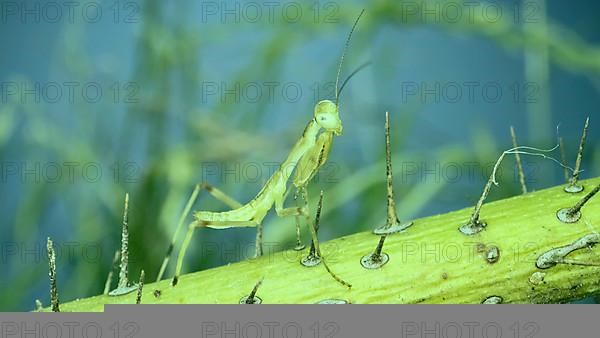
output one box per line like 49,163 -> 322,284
312,9 -> 365,138
314,100 -> 342,135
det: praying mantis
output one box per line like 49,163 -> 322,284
157,10 -> 368,287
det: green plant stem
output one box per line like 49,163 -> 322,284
47,177 -> 600,311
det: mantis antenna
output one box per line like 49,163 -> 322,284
338,60 -> 372,99
335,9 -> 366,106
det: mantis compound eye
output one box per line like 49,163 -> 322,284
314,100 -> 342,134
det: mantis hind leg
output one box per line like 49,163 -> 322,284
275,189 -> 351,288
156,182 -> 243,282
293,189 -> 306,251
172,219 -> 258,286
255,222 -> 263,258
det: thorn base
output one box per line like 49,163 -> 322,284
459,220 -> 487,236
108,284 -> 138,296
556,208 -> 581,223
360,253 -> 389,269
373,221 -> 413,235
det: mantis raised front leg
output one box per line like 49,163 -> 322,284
291,131 -> 334,250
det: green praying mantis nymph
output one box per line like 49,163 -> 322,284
158,10 -> 367,288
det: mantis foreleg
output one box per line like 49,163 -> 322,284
291,132 -> 334,248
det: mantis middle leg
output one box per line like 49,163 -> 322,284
275,188 -> 351,288
293,190 -> 306,250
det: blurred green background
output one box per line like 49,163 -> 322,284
1,0 -> 599,310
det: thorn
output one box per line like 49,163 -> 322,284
556,184 -> 600,223
536,233 -> 600,269
103,249 -> 120,295
373,111 -> 413,235
458,149 -> 513,235
135,269 -> 145,304
240,278 -> 264,304
460,141 -> 579,233
459,175 -> 493,235
109,193 -> 137,296
304,191 -> 352,288
565,117 -> 589,193
510,126 -> 527,194
46,237 -> 59,312
360,235 -> 389,269
559,137 -> 570,183
118,192 -> 130,288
